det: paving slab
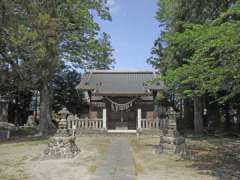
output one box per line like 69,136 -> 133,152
92,137 -> 136,180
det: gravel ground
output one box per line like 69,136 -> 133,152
0,136 -> 111,180
1,134 -> 239,180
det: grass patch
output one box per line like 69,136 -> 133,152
89,137 -> 111,155
133,157 -> 144,176
74,136 -> 112,173
130,138 -> 145,176
0,174 -> 27,180
130,136 -> 195,175
185,136 -> 240,177
88,164 -> 98,173
87,137 -> 111,173
26,139 -> 48,145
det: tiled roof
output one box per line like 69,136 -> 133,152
77,70 -> 163,95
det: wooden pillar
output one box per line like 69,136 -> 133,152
120,111 -> 123,123
137,109 -> 142,129
156,117 -> 159,129
103,108 -> 107,129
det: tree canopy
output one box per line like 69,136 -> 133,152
149,0 -> 240,132
0,0 -> 115,134
150,0 -> 240,102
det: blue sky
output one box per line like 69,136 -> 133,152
99,0 -> 162,70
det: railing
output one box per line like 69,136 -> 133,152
66,117 -> 168,130
141,118 -> 168,129
67,118 -> 103,129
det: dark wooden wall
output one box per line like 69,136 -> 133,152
89,96 -> 155,129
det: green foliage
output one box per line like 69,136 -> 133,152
156,0 -> 234,31
0,0 -> 114,91
163,18 -> 240,100
147,37 -> 163,70
52,66 -> 86,114
0,0 -> 114,130
81,32 -> 115,70
150,0 -> 240,104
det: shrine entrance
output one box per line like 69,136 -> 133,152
108,111 -> 137,130
106,96 -> 138,130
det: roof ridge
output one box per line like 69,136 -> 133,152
89,70 -> 156,74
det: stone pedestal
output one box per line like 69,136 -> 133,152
43,135 -> 79,159
159,134 -> 186,154
159,107 -> 186,154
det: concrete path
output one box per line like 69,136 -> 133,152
92,137 -> 136,180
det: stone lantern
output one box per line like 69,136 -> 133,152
166,107 -> 178,136
159,107 -> 185,154
42,107 -> 79,159
58,108 -> 70,130
167,107 -> 177,121
59,107 -> 70,120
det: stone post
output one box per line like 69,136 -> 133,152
0,99 -> 8,122
103,108 -> 107,129
137,109 -> 142,130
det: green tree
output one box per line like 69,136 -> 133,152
93,32 -> 115,70
0,0 -> 113,134
150,0 -> 239,133
81,32 -> 115,70
52,66 -> 86,115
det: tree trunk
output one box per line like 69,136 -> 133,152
224,102 -> 231,130
183,98 -> 194,130
206,96 -> 220,131
39,82 -> 52,135
237,107 -> 240,130
194,96 -> 204,134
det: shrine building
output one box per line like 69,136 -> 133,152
76,70 -> 164,133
